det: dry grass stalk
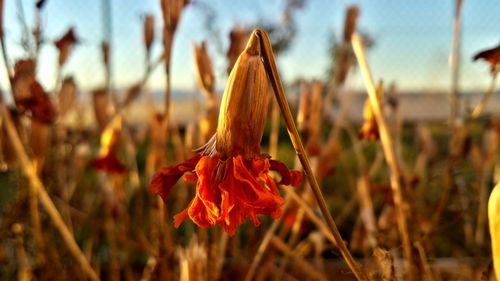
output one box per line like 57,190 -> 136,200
257,28 -> 368,281
12,223 -> 32,281
244,204 -> 286,281
414,242 -> 435,281
470,71 -> 497,119
357,176 -> 378,249
270,235 -> 328,281
475,123 -> 498,247
0,103 -> 99,281
178,236 -> 208,281
351,32 -> 414,280
372,248 -> 397,281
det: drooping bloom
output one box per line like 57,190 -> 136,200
150,31 -> 302,235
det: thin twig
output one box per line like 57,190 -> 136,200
351,32 -> 414,280
256,29 -> 368,281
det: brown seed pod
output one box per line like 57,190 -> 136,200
160,0 -> 189,32
143,14 -> 155,52
92,88 -> 110,131
226,27 -> 250,74
58,77 -> 77,117
192,41 -> 215,96
216,32 -> 270,159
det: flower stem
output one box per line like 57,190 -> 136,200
255,29 -> 368,281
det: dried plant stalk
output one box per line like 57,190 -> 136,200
351,32 -> 414,280
270,236 -> 328,281
256,29 -> 368,281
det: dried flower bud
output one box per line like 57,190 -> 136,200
92,88 -> 110,131
143,14 -> 155,52
216,32 -> 270,159
226,27 -> 250,74
473,44 -> 500,74
58,77 -> 77,117
55,27 -> 79,66
192,41 -> 215,96
161,0 -> 189,32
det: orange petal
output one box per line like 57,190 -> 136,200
149,154 -> 201,201
269,159 -> 302,187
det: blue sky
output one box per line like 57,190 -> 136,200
1,0 -> 499,95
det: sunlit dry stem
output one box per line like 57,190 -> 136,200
351,32 -> 414,280
255,29 -> 368,281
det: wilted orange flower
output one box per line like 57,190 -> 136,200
150,32 -> 302,235
358,81 -> 384,141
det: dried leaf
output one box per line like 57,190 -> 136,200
54,27 -> 79,66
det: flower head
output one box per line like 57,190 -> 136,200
150,31 -> 301,235
55,27 -> 79,66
